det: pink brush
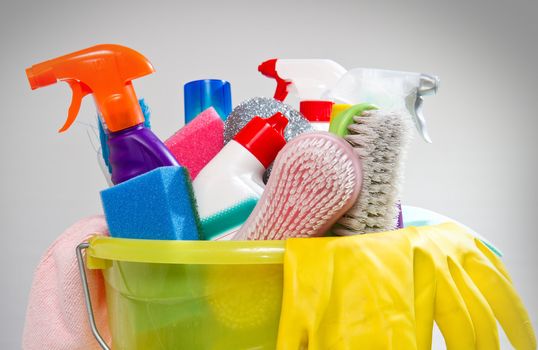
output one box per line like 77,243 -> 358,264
165,107 -> 224,179
234,132 -> 362,240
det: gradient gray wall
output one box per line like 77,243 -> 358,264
1,0 -> 536,348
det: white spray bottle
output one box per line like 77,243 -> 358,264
193,112 -> 288,240
258,59 -> 347,131
323,68 -> 440,143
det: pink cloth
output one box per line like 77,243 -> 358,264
22,215 -> 111,350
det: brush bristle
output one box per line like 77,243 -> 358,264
333,110 -> 412,235
235,132 -> 362,240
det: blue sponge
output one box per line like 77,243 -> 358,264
101,166 -> 201,240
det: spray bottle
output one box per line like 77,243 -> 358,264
324,68 -> 440,143
193,112 -> 288,240
26,44 -> 178,184
258,59 -> 347,131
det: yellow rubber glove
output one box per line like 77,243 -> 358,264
409,223 -> 536,350
277,231 -> 433,350
277,223 -> 536,350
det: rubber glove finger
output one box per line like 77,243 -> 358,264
473,237 -> 512,283
464,256 -> 537,350
276,250 -> 308,350
276,277 -> 310,350
414,248 -> 436,350
447,257 -> 499,350
277,239 -> 334,350
434,270 -> 476,350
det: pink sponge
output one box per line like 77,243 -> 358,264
165,107 -> 224,179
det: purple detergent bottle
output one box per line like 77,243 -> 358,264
26,44 -> 178,184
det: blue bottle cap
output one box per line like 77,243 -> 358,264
184,79 -> 232,124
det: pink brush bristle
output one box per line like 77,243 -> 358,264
235,132 -> 362,240
165,107 -> 224,179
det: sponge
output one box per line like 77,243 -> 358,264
100,166 -> 201,240
165,107 -> 224,179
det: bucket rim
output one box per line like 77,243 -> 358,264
86,235 -> 285,268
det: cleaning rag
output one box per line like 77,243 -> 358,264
22,215 -> 110,350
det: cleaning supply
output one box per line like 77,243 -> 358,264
22,216 -> 110,350
234,132 -> 362,240
258,59 -> 346,130
98,98 -> 152,180
81,237 -> 286,350
224,97 -> 313,183
330,104 -> 413,234
277,229 -> 426,349
276,224 -> 536,350
164,107 -> 224,179
193,113 -> 288,240
410,223 -> 536,350
402,205 -> 502,257
324,67 -> 440,143
299,100 -> 334,131
184,79 -> 232,124
330,103 -> 351,121
101,166 -> 201,240
26,44 -> 178,184
258,58 -> 346,101
224,97 -> 312,143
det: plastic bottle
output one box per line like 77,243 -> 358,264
258,58 -> 347,101
324,68 -> 440,143
184,79 -> 232,124
330,104 -> 352,121
193,112 -> 288,240
25,44 -> 178,184
258,59 -> 347,131
300,100 -> 334,131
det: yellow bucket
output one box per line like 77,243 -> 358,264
79,236 -> 286,350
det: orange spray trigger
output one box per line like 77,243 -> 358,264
59,80 -> 91,133
25,44 -> 155,133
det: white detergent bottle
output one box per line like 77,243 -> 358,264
193,112 -> 288,240
258,58 -> 347,131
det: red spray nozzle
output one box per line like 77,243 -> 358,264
25,44 -> 155,133
258,58 -> 290,101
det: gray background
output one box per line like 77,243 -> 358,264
1,0 -> 536,348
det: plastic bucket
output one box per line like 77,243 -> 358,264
85,236 -> 286,350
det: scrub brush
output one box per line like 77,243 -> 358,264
234,132 -> 362,240
329,104 -> 413,235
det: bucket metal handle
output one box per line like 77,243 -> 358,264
76,242 -> 111,350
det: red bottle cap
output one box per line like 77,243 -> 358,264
300,100 -> 334,122
234,112 -> 288,168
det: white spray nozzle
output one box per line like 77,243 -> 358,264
324,68 -> 440,143
259,59 -> 347,101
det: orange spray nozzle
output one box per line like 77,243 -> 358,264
25,44 -> 155,133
